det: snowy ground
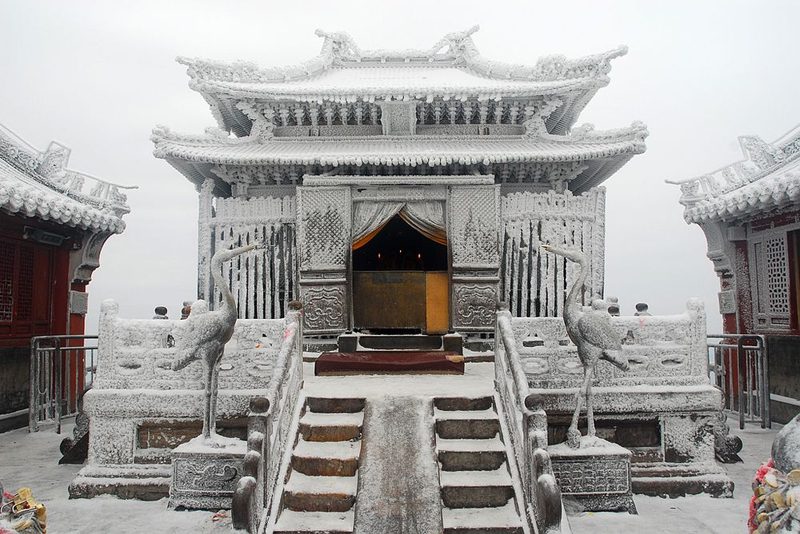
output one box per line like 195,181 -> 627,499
0,362 -> 778,534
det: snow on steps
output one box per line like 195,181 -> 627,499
435,407 -> 501,439
272,510 -> 354,534
273,397 -> 365,534
435,395 -> 526,534
442,502 -> 523,534
299,410 -> 364,442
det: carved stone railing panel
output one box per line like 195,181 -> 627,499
92,300 -> 286,391
297,186 -> 351,335
510,299 -> 709,388
500,188 -> 605,317
199,183 -> 298,320
449,184 -> 500,332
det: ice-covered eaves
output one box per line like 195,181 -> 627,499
151,123 -> 647,168
669,123 -> 800,224
0,122 -> 132,233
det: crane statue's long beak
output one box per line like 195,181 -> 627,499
540,244 -> 553,254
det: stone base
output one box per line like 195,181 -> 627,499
168,436 -> 247,510
549,436 -> 637,514
632,463 -> 735,498
69,465 -> 171,500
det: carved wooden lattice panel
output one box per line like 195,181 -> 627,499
449,185 -> 500,332
749,231 -> 791,330
297,186 -> 351,334
766,236 -> 790,315
449,185 -> 500,267
500,188 -> 605,318
297,187 -> 350,271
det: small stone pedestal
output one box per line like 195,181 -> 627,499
169,436 -> 247,510
548,436 -> 637,514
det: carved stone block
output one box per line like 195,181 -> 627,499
548,437 -> 637,514
169,439 -> 247,510
452,283 -> 497,331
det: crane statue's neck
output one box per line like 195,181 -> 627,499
564,255 -> 589,322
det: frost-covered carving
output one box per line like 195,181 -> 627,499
0,122 -> 132,232
297,187 -> 350,270
669,124 -> 800,223
453,284 -> 496,327
512,299 -> 709,387
541,245 -> 629,448
449,185 -> 498,267
71,298 -> 299,499
168,244 -> 260,443
303,286 -> 346,331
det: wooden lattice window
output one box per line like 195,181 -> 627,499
0,237 -> 54,338
750,232 -> 792,330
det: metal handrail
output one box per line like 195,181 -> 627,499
29,335 -> 98,433
707,333 -> 770,429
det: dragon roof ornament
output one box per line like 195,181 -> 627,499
669,124 -> 800,223
178,26 -> 628,85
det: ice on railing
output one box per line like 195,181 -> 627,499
510,299 -> 708,387
94,299 -> 286,391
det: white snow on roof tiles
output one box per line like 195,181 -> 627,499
152,129 -> 646,167
199,65 -> 593,99
0,125 -> 130,233
672,124 -> 800,223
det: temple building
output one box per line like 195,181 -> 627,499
0,123 -> 130,430
152,26 -> 647,339
672,124 -> 800,424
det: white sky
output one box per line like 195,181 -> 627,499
2,0 -> 799,334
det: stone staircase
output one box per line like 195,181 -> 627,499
272,397 -> 365,534
435,396 -> 525,534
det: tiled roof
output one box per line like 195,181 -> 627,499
672,125 -> 800,224
152,127 -> 647,168
0,124 -> 130,233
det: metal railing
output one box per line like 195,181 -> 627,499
29,335 -> 98,433
707,334 -> 770,429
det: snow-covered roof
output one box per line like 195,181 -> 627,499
670,124 -> 800,224
152,122 -> 646,191
179,26 -> 627,135
0,123 -> 133,233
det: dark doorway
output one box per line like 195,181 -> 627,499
352,214 -> 449,334
353,215 -> 447,271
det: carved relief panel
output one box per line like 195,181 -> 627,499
297,186 -> 351,334
448,185 -> 500,332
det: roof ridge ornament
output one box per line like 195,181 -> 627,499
427,25 -> 481,59
315,29 -> 362,62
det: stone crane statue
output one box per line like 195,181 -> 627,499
541,244 -> 629,448
169,243 -> 260,444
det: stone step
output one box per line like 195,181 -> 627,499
435,408 -> 500,439
299,411 -> 364,442
440,467 -> 514,508
283,472 -> 358,513
306,397 -> 366,414
273,510 -> 354,534
357,334 -> 444,351
437,437 -> 507,472
442,502 -> 524,534
292,439 -> 361,477
434,396 -> 494,412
